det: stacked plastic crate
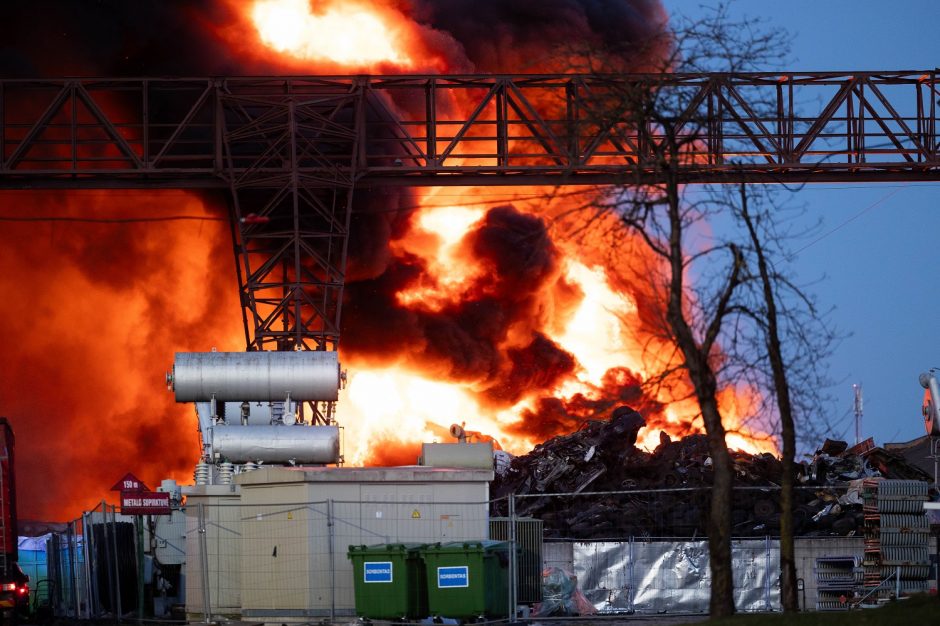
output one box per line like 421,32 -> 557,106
862,477 -> 882,592
814,555 -> 863,610
861,478 -> 930,600
877,480 -> 930,596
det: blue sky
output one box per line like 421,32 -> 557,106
667,0 -> 940,446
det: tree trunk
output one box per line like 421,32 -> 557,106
702,400 -> 736,617
738,185 -> 799,611
663,161 -> 736,617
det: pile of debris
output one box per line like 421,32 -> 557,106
490,406 -> 933,539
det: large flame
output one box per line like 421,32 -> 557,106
238,0 -> 778,463
337,187 -> 777,466
0,191 -> 243,521
0,0 -> 772,522
251,0 -> 411,66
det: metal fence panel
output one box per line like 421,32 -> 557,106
41,486 -> 884,620
575,538 -> 780,614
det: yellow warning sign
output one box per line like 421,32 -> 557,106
412,509 -> 421,519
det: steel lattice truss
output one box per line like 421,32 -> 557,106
1,72 -> 938,352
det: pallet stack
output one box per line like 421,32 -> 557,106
862,477 -> 882,593
861,479 -> 930,601
815,555 -> 863,610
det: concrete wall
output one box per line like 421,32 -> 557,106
793,536 -> 863,611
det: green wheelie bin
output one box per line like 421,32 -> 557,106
347,543 -> 429,620
420,541 -> 510,621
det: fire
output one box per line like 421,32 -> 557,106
338,184 -> 779,464
1,0 -> 777,522
233,0 -> 779,462
0,191 -> 244,520
393,205 -> 486,310
250,0 -> 412,66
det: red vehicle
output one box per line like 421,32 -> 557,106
0,418 -> 26,625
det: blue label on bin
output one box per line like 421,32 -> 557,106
364,561 -> 393,583
437,565 -> 469,588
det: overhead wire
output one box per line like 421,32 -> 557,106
786,185 -> 907,260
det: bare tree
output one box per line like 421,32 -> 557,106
732,184 -> 837,611
546,4 -> 842,617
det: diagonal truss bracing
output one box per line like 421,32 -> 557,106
0,72 -> 936,187
0,72 -> 937,359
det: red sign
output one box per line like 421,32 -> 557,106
110,472 -> 150,493
121,491 -> 171,515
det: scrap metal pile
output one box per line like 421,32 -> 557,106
490,406 -> 933,539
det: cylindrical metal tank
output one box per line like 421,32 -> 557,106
210,424 -> 340,464
170,351 -> 340,402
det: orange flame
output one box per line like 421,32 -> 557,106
0,191 -> 244,521
250,0 -> 412,66
234,1 -> 779,462
337,188 -> 778,464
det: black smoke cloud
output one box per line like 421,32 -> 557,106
342,205 -> 576,402
408,0 -> 669,72
0,0 -> 671,516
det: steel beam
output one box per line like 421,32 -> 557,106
1,72 -> 937,356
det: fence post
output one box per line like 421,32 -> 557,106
82,511 -> 97,618
100,500 -> 115,618
764,535 -> 772,611
197,503 -> 212,624
508,494 -> 517,620
67,521 -> 78,618
628,536 -> 635,613
328,499 -> 335,623
109,504 -> 123,620
135,515 -> 144,622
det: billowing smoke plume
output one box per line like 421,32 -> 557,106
0,0 -> 670,519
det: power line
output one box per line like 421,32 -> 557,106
786,185 -> 907,260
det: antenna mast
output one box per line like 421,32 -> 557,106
853,383 -> 863,445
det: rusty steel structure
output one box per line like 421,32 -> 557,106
0,71 -> 938,355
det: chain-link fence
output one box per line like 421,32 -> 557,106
499,485 -> 860,540
39,484 -> 915,621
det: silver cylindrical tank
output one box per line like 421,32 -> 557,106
210,424 -> 340,464
171,351 -> 340,402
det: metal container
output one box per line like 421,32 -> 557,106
170,351 -> 340,402
210,424 -> 340,464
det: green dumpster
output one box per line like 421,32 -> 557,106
347,543 -> 428,620
420,541 -> 510,620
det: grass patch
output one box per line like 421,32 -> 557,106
687,594 -> 940,625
